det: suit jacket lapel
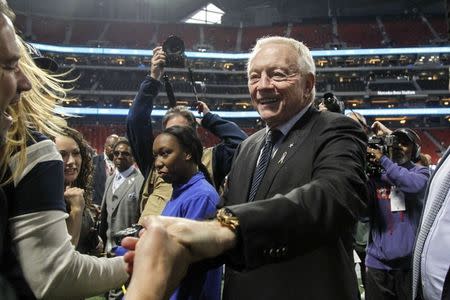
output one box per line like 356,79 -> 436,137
111,170 -> 137,213
256,108 -> 317,200
102,175 -> 114,208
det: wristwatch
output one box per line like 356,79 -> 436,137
216,208 -> 240,231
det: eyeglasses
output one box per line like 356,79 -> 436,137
113,151 -> 131,157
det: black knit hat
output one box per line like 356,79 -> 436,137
25,43 -> 58,72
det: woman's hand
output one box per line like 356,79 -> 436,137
123,218 -> 191,300
64,187 -> 85,211
64,186 -> 85,246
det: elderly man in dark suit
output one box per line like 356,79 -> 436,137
124,36 -> 367,300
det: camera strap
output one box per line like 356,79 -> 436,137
188,67 -> 200,104
162,74 -> 177,108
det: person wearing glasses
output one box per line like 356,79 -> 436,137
124,36 -> 367,300
99,137 -> 144,253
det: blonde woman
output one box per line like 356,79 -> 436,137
1,13 -> 129,298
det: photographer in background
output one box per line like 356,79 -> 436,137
314,92 -> 345,114
365,122 -> 430,300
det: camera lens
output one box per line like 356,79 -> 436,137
162,35 -> 186,68
163,36 -> 185,54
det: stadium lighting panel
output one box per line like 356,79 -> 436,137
54,107 -> 450,118
36,42 -> 450,118
31,43 -> 450,59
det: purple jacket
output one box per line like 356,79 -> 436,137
366,156 -> 430,270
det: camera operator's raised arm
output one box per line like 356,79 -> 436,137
371,121 -> 393,136
150,46 -> 166,81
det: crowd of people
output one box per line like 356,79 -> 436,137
1,1 -> 450,300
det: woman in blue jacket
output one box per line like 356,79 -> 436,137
152,125 -> 222,300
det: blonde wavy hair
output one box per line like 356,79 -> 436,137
0,36 -> 74,186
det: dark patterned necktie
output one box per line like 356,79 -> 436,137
412,169 -> 450,299
248,129 -> 281,202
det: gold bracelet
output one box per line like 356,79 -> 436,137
216,208 -> 240,231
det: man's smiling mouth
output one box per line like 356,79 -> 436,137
259,98 -> 279,105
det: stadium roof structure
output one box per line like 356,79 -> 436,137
8,0 -> 446,25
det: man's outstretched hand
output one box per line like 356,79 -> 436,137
123,218 -> 189,300
123,216 -> 237,299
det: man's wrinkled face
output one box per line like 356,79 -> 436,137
0,14 -> 31,144
248,43 -> 313,128
392,134 -> 414,165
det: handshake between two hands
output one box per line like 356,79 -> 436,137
121,216 -> 235,300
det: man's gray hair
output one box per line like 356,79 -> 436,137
247,36 -> 316,103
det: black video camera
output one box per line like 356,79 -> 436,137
113,224 -> 143,246
366,134 -> 398,176
314,92 -> 345,114
162,35 -> 186,68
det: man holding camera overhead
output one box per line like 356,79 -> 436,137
365,121 -> 430,300
315,92 -> 345,114
127,42 -> 247,219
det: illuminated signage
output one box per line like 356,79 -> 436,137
376,91 -> 416,96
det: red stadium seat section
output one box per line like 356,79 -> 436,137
427,128 -> 450,150
203,25 -> 237,51
382,15 -> 432,47
241,25 -> 286,51
289,21 -> 333,49
157,23 -> 199,50
337,17 -> 383,48
103,22 -> 158,48
415,129 -> 441,164
70,20 -> 105,45
29,15 -> 66,44
73,124 -> 126,154
14,13 -> 446,50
